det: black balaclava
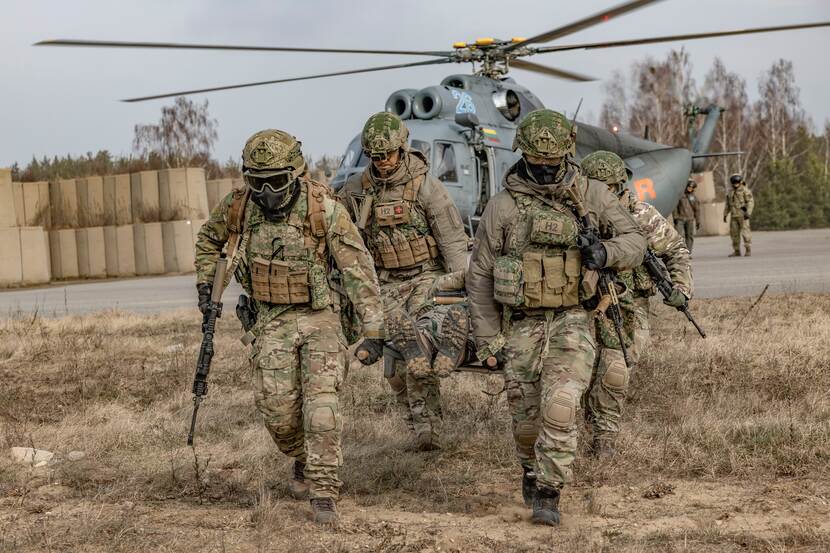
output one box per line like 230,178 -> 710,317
247,175 -> 301,222
519,157 -> 565,186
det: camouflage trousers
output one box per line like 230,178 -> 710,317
503,308 -> 596,490
587,295 -> 650,439
381,270 -> 443,445
729,216 -> 751,251
674,219 -> 696,254
250,306 -> 347,499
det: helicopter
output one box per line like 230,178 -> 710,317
36,0 -> 830,226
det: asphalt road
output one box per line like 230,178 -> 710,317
0,229 -> 828,316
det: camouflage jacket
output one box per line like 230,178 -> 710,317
622,191 -> 693,297
195,177 -> 385,339
338,150 -> 468,282
725,184 -> 754,219
466,161 -> 647,347
673,191 -> 701,223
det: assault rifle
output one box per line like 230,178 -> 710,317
642,249 -> 706,338
187,255 -> 227,446
566,183 -> 633,367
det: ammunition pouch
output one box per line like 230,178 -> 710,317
250,256 -> 331,309
372,230 -> 438,270
493,249 -> 581,309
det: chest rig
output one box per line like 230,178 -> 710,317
361,173 -> 439,272
242,180 -> 332,310
493,191 -> 583,310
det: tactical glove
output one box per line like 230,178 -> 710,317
197,283 -> 213,314
355,338 -> 384,366
580,242 -> 607,270
663,288 -> 689,309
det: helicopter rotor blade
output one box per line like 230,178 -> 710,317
502,0 -> 664,52
120,58 -> 452,103
35,39 -> 453,57
510,59 -> 594,82
535,21 -> 830,53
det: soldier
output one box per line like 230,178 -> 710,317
581,151 -> 693,457
724,173 -> 754,257
195,129 -> 385,524
672,179 -> 701,255
466,110 -> 647,525
338,112 -> 468,451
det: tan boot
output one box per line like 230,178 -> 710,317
288,461 -> 309,500
311,497 -> 338,525
744,245 -> 751,257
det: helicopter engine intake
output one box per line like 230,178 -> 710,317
413,86 -> 447,120
385,89 -> 418,120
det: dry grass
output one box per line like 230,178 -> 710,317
1,294 -> 829,552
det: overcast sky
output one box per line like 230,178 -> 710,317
2,0 -> 829,168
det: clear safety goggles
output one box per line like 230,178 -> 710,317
244,171 -> 294,194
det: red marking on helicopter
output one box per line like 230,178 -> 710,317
635,178 -> 656,201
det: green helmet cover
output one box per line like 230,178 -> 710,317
242,129 -> 306,179
361,112 -> 409,155
513,109 -> 575,160
581,150 -> 630,192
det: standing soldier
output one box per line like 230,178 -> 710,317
195,129 -> 384,524
581,151 -> 693,457
466,110 -> 646,525
724,173 -> 754,257
338,112 -> 468,451
672,179 -> 701,255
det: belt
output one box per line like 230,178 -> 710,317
510,305 -> 579,321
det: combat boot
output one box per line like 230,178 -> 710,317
310,497 -> 338,525
590,436 -> 617,459
728,249 -> 741,257
432,305 -> 469,378
744,245 -> 751,257
532,485 -> 561,526
288,460 -> 309,500
387,310 -> 432,379
521,466 -> 537,507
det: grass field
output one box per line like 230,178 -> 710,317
1,293 -> 829,552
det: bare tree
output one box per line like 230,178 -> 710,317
755,59 -> 807,163
133,97 -> 218,168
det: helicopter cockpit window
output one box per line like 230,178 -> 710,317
410,139 -> 431,159
341,137 -> 369,169
434,142 -> 458,183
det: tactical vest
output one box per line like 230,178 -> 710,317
237,180 -> 332,310
361,173 -> 439,271
618,193 -> 655,297
493,192 -> 584,309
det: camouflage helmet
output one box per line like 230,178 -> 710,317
730,173 -> 743,185
242,129 -> 306,179
581,150 -> 630,191
361,112 -> 409,156
686,178 -> 697,189
513,109 -> 576,160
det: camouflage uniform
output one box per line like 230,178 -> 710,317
467,112 -> 646,509
582,150 -> 693,447
195,130 -> 383,505
725,175 -> 754,256
338,113 -> 468,448
672,181 -> 701,254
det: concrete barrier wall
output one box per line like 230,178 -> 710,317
692,171 -> 717,203
131,171 -> 160,223
20,228 -> 51,284
50,179 -> 80,228
49,229 -> 79,279
76,227 -> 107,278
77,176 -> 106,227
12,182 -> 26,226
0,228 -> 23,285
22,181 -> 51,227
699,202 -> 729,236
159,168 -> 209,221
104,225 -> 136,277
162,220 -> 196,273
134,222 -> 165,275
206,178 -> 233,211
0,169 -> 18,228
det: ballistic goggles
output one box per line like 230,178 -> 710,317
244,171 -> 294,194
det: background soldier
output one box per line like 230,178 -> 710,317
466,110 -> 646,526
194,130 -> 384,524
338,112 -> 468,451
581,151 -> 693,457
672,179 -> 701,255
724,173 -> 755,256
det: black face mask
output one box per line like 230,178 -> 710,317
249,178 -> 300,221
521,158 -> 562,186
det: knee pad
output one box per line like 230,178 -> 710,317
543,387 -> 578,431
601,356 -> 629,393
307,395 -> 338,433
515,420 -> 539,448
